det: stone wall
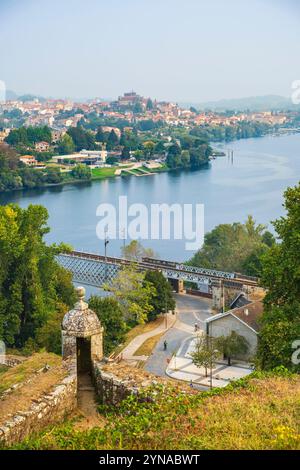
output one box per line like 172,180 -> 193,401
0,355 -> 25,368
93,362 -> 139,405
0,359 -> 77,447
92,361 -> 178,406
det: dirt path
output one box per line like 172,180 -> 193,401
73,372 -> 104,431
0,365 -> 66,424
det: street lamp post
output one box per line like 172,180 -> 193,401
104,229 -> 109,280
164,291 -> 168,328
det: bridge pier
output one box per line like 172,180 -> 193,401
212,280 -> 244,311
169,278 -> 185,294
211,281 -> 223,310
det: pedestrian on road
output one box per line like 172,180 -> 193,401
163,340 -> 168,351
194,323 -> 198,332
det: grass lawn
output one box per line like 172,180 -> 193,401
11,372 -> 300,450
133,331 -> 165,356
0,365 -> 9,375
151,163 -> 168,172
91,167 -> 117,179
0,352 -> 62,395
111,316 -> 164,358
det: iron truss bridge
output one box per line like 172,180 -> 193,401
57,251 -> 258,289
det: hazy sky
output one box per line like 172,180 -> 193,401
0,0 -> 299,102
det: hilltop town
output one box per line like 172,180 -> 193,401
0,91 -> 299,192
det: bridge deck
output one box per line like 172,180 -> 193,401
57,250 -> 259,288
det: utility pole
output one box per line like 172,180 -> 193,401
121,227 -> 126,254
165,291 -> 168,328
222,280 -> 225,313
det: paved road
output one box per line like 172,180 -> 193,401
145,294 -> 212,377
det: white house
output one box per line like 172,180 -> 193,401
205,301 -> 264,359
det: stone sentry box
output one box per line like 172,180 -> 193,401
62,286 -> 104,369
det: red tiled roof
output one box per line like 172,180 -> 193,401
231,301 -> 264,332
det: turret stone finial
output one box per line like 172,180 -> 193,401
76,286 -> 85,300
74,286 -> 88,311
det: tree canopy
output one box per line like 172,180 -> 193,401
89,296 -> 128,354
189,215 -> 275,275
258,183 -> 300,371
144,270 -> 175,320
121,240 -> 155,261
0,204 -> 75,347
104,264 -> 155,325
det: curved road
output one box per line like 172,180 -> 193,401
145,294 -> 212,377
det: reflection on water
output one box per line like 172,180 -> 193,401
0,134 -> 299,261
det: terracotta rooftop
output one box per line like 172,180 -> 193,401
231,300 -> 264,332
206,300 -> 264,333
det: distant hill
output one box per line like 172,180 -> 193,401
181,95 -> 299,112
5,90 -> 18,101
4,90 -> 47,102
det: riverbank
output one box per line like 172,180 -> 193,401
0,162 -> 194,194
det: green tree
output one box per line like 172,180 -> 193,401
107,130 -> 119,149
0,144 -> 19,170
121,240 -> 155,261
57,134 -> 75,155
190,335 -> 219,377
144,270 -> 175,320
121,147 -> 130,160
67,127 -> 95,151
146,98 -> 154,110
166,144 -> 182,169
189,215 -> 274,275
89,296 -> 128,354
189,145 -> 211,169
0,204 -> 75,346
35,304 -> 66,354
133,102 -> 143,114
181,150 -> 190,168
95,126 -> 105,143
143,141 -> 155,157
261,184 -> 300,306
258,304 -> 300,371
258,183 -> 300,371
216,331 -> 249,365
45,167 -> 62,184
71,164 -> 91,180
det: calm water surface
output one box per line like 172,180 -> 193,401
1,134 -> 299,262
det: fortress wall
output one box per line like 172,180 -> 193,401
0,359 -> 77,447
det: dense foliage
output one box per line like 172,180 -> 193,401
188,215 -> 275,275
5,125 -> 52,147
104,264 -> 156,325
216,331 -> 250,365
88,296 -> 128,354
144,270 -> 175,320
258,182 -> 300,371
121,240 -> 155,261
0,144 -> 94,192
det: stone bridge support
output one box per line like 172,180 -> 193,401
212,280 -> 244,311
169,278 -> 185,294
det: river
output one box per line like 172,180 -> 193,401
0,133 -> 299,263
